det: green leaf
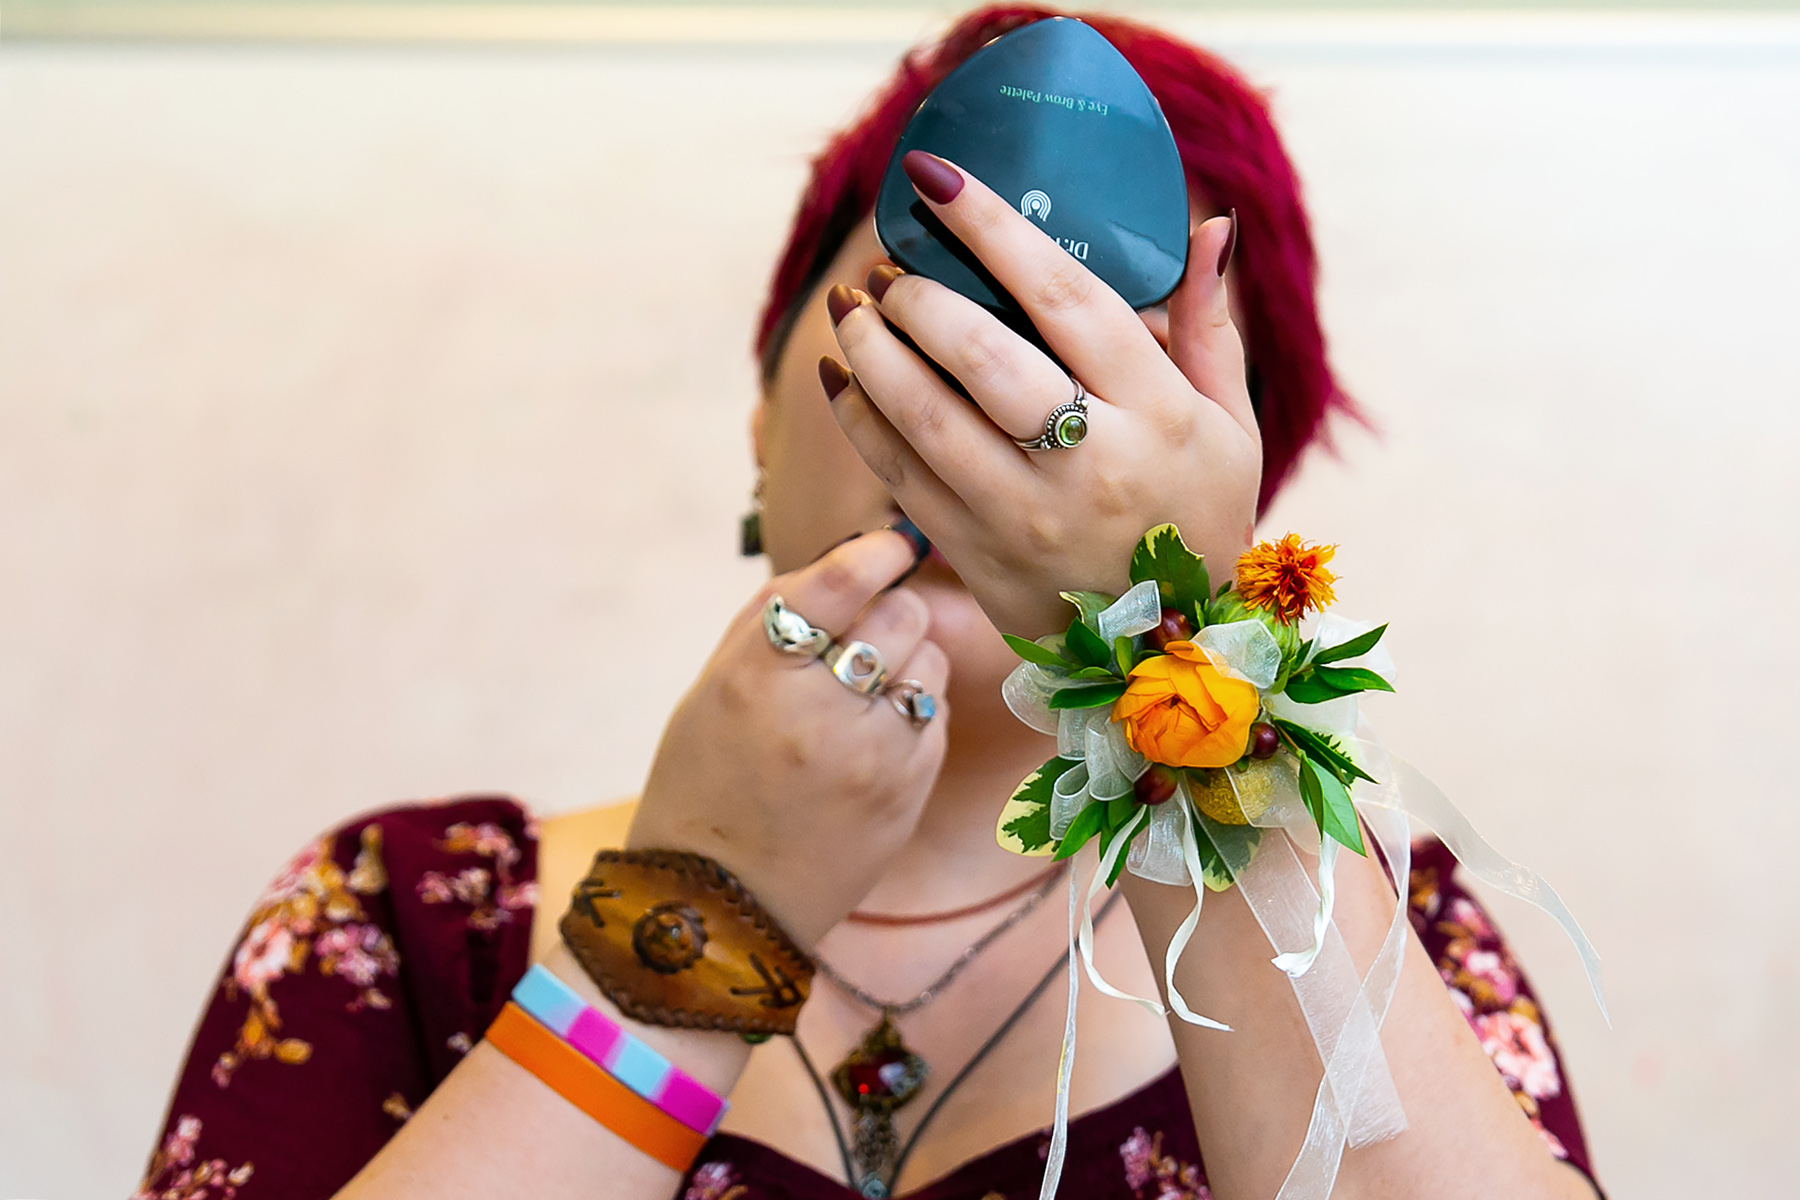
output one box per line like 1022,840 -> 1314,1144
997,756 -> 1081,854
1314,665 -> 1395,694
1106,792 -> 1136,831
1059,590 -> 1116,633
1113,635 -> 1137,680
1053,801 -> 1107,861
1002,633 -> 1072,669
1281,672 -> 1351,705
1274,720 -> 1377,786
1127,524 -> 1210,625
1310,623 -> 1388,666
1064,618 -> 1112,669
1298,755 -> 1366,855
1047,681 -> 1128,710
1069,665 -> 1120,681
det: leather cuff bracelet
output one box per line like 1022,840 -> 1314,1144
559,849 -> 815,1036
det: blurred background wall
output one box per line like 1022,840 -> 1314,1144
3,4 -> 1798,1196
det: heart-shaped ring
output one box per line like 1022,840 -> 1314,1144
823,639 -> 889,696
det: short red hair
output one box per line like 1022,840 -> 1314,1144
754,4 -> 1353,510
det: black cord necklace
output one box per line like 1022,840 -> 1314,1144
793,889 -> 1127,1198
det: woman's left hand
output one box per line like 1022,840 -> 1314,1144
823,151 -> 1262,638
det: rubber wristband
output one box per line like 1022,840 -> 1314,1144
512,964 -> 730,1135
484,1001 -> 707,1172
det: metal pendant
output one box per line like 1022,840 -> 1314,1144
830,1011 -> 928,1193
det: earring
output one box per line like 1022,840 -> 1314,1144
739,475 -> 765,557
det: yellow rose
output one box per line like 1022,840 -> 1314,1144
1111,641 -> 1259,769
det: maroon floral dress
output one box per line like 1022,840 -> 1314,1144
135,797 -> 1600,1200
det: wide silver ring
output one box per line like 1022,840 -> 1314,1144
883,679 -> 937,729
823,639 -> 889,695
762,594 -> 831,660
1013,377 -> 1089,452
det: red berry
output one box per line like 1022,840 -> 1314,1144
1146,607 -> 1193,651
1134,764 -> 1178,805
1250,723 -> 1279,760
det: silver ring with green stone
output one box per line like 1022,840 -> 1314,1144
1014,378 -> 1089,451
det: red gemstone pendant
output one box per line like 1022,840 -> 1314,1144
830,1011 -> 928,1195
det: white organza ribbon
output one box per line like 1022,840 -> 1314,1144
1019,606 -> 1607,1200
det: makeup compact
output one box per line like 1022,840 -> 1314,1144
874,16 -> 1190,345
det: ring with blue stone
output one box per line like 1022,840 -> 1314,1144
883,678 -> 937,729
1013,377 -> 1089,452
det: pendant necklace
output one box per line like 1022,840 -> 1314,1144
810,864 -> 1066,1197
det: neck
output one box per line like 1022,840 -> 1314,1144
854,681 -> 1060,916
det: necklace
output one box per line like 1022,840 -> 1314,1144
845,862 -> 1065,927
796,887 -> 1127,1199
813,864 -> 1066,1194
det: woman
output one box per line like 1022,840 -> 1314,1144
136,7 -> 1599,1199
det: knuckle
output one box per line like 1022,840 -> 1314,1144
910,394 -> 949,441
954,326 -> 1011,385
715,669 -> 757,717
813,556 -> 865,601
1032,261 -> 1095,315
1087,462 -> 1138,518
870,587 -> 929,638
1021,511 -> 1064,557
866,442 -> 909,491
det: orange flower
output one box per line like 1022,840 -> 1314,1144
1112,642 -> 1260,768
1235,534 -> 1338,624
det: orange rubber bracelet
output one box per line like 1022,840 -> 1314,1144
484,1001 -> 708,1172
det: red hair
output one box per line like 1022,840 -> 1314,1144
754,4 -> 1353,511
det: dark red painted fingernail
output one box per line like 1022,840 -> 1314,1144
826,283 -> 860,327
866,263 -> 904,302
902,150 -> 964,205
818,356 -> 852,401
1216,208 -> 1238,277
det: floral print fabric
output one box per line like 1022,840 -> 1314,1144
138,800 -> 1595,1200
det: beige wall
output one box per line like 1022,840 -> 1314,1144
3,13 -> 1798,1197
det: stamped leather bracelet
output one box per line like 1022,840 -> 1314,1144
559,849 -> 815,1037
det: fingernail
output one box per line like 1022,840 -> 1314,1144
866,263 -> 903,302
886,516 -> 930,564
818,356 -> 852,401
902,150 -> 964,205
1216,208 -> 1238,277
883,517 -> 931,589
826,283 -> 860,327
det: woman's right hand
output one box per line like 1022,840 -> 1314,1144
625,529 -> 948,948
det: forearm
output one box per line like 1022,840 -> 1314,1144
335,944 -> 751,1199
1123,845 -> 1594,1200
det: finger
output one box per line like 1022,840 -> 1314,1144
778,526 -> 924,637
898,150 -> 1182,404
821,350 -> 999,524
1165,212 -> 1257,436
863,265 -> 1081,443
886,638 -> 950,753
834,586 -> 930,694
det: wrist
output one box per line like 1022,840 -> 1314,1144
538,942 -> 753,1098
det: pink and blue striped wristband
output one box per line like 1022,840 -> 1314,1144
511,964 -> 730,1136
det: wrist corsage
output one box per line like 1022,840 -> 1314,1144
998,526 -> 1607,1200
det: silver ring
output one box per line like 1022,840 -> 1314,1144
762,594 -> 831,659
823,639 -> 889,695
883,679 -> 937,729
1013,376 -> 1089,451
